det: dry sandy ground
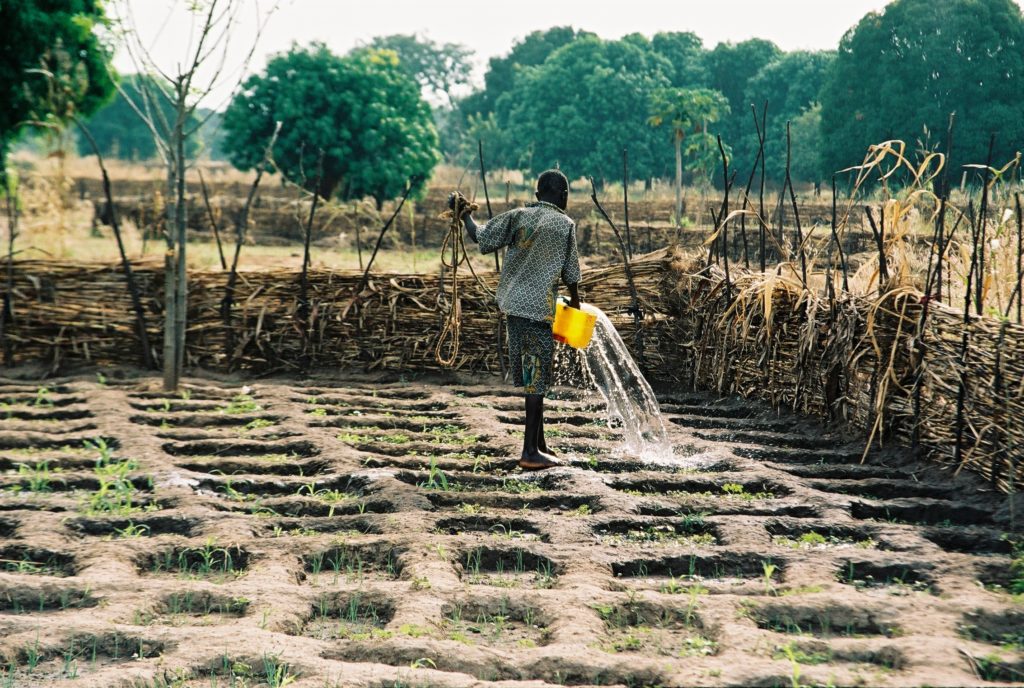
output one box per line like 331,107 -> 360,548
0,369 -> 1021,688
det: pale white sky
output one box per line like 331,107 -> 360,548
110,0 -> 1019,107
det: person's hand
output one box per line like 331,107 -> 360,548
569,296 -> 581,310
447,191 -> 472,217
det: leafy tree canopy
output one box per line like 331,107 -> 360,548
735,50 -> 835,183
362,33 -> 473,105
650,31 -> 709,88
463,26 -> 594,121
222,43 -> 440,207
819,0 -> 1024,181
499,36 -> 673,181
0,0 -> 114,170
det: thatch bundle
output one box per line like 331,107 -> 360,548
662,250 -> 1022,494
0,250 -> 672,376
4,244 -> 1020,492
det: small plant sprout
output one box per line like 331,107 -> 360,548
762,561 -> 778,595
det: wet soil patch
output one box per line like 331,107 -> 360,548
301,591 -> 394,640
396,470 -> 562,494
772,463 -> 899,480
568,457 -> 733,474
175,457 -> 331,477
0,408 -> 92,422
836,559 -> 936,593
139,544 -> 251,581
669,415 -> 797,433
0,435 -> 118,452
595,599 -> 717,657
732,446 -> 862,464
746,602 -> 901,637
696,430 -> 840,450
811,479 -> 956,501
921,526 -> 1015,555
65,515 -> 198,538
7,631 -> 167,678
436,515 -> 545,540
459,546 -> 558,588
850,500 -> 993,527
130,413 -> 284,428
302,543 -> 404,582
612,552 -> 782,581
0,586 -> 97,613
773,640 -> 906,669
230,497 -> 394,518
659,402 -> 760,418
261,515 -> 382,537
974,557 -> 1021,591
767,522 -> 881,550
638,502 -> 819,518
0,515 -> 17,537
162,439 -> 319,458
960,608 -> 1024,647
610,477 -> 789,500
428,492 -> 599,514
593,517 -> 718,546
137,590 -> 250,625
441,597 -> 550,648
0,546 -> 77,576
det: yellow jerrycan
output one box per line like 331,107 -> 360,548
553,300 -> 598,349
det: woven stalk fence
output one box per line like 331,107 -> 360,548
3,249 -> 1020,492
0,251 -> 672,376
662,251 -> 1023,494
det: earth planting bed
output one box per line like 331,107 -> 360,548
0,373 -> 1020,687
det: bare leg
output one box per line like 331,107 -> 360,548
536,399 -> 556,456
519,393 -> 558,470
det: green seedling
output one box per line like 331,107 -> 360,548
34,386 -> 53,408
221,394 -> 261,414
113,521 -> 151,539
418,457 -> 450,491
762,561 -> 778,595
14,460 -> 59,493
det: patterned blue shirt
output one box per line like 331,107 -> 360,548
474,201 -> 581,323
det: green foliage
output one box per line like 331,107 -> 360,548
0,0 -> 114,168
222,43 -> 439,207
499,35 -> 673,180
819,0 -> 1024,182
363,34 -> 473,104
735,51 -> 834,183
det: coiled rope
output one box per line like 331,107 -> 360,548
435,193 -> 496,367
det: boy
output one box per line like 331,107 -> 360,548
450,169 -> 581,471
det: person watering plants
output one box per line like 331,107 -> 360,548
448,169 -> 582,471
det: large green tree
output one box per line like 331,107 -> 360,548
736,50 -> 835,184
222,43 -> 440,207
650,31 -> 709,88
0,0 -> 114,170
498,36 -> 672,182
820,0 -> 1024,181
648,87 -> 730,224
363,34 -> 473,105
705,38 -> 780,140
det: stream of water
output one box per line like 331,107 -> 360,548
576,305 -> 674,461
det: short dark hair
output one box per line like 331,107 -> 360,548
537,169 -> 568,197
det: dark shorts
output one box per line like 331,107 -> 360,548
506,315 -> 554,397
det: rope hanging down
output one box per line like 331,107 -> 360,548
435,193 -> 495,367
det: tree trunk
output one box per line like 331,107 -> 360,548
162,156 -> 177,391
172,102 -> 187,389
674,130 -> 683,228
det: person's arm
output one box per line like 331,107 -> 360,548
463,212 -> 481,243
566,282 -> 581,310
562,222 -> 582,309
